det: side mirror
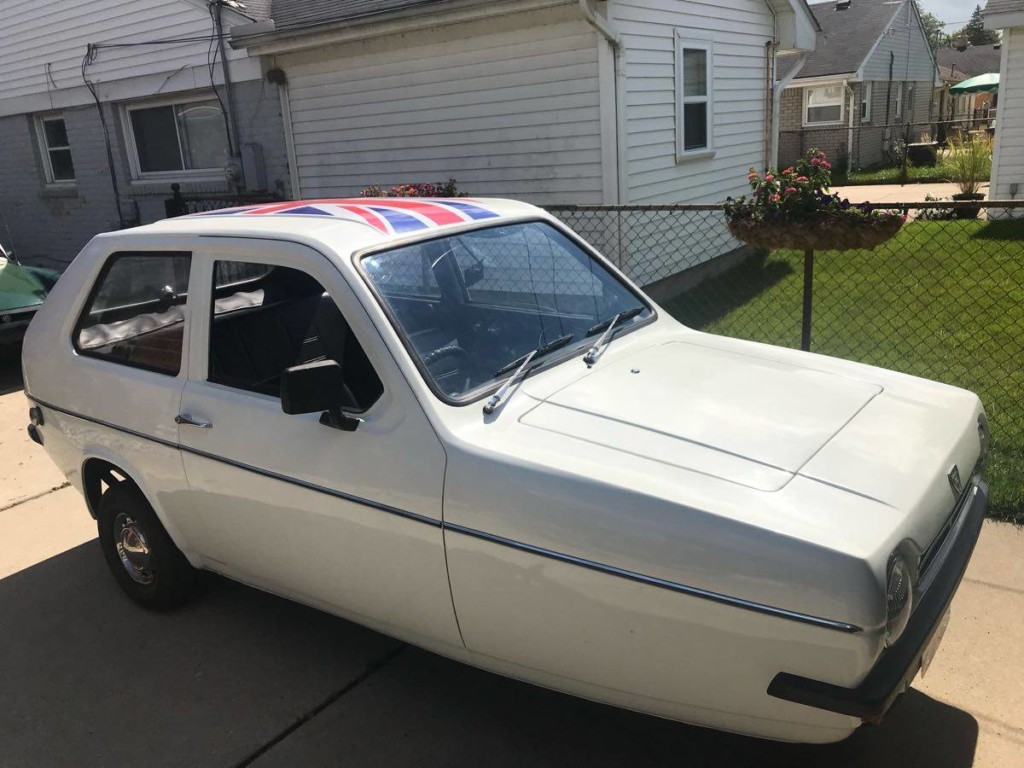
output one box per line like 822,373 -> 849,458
281,360 -> 361,431
462,258 -> 485,288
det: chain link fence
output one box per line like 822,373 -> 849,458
548,202 -> 1024,522
779,119 -> 995,181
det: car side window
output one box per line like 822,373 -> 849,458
74,252 -> 191,375
208,260 -> 383,411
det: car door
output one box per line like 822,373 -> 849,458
177,239 -> 461,647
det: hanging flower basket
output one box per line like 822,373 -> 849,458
723,149 -> 906,253
727,213 -> 905,252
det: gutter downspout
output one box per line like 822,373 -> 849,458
762,1 -> 778,170
579,0 -> 625,205
845,79 -> 855,176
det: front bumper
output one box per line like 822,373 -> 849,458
767,479 -> 988,721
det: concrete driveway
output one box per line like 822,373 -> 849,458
1,353 -> 1022,767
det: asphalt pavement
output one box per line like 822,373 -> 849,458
1,351 -> 1021,767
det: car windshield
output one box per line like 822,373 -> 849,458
360,220 -> 651,400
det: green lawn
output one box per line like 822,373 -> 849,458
834,159 -> 963,185
662,219 -> 1024,524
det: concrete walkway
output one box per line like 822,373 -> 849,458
833,182 -> 991,205
1,354 -> 1022,766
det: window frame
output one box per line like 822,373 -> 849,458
201,255 -> 385,413
895,82 -> 904,120
861,82 -> 873,123
35,114 -> 76,185
674,33 -> 715,162
72,251 -> 192,377
353,217 -> 657,408
803,84 -> 846,127
120,92 -> 229,181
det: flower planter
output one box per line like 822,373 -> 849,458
951,193 -> 985,220
727,214 -> 904,252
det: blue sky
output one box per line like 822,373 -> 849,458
918,0 -> 984,29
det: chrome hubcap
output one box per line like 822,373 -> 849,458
114,513 -> 155,585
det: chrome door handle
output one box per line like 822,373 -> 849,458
175,414 -> 212,429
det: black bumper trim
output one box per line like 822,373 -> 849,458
767,481 -> 988,721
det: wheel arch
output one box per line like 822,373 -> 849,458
79,452 -> 202,568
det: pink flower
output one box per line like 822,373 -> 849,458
796,176 -> 809,182
811,158 -> 821,165
822,162 -> 832,170
771,194 -> 782,203
765,174 -> 775,182
784,187 -> 798,195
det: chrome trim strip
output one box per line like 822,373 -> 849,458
30,397 -> 179,451
445,523 -> 863,634
181,444 -> 442,528
31,393 -> 861,633
27,395 -> 441,529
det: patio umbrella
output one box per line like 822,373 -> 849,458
950,73 -> 1000,94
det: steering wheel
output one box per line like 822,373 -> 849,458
422,344 -> 468,367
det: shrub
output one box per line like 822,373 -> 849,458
946,135 -> 992,196
360,179 -> 463,198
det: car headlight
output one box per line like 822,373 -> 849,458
978,413 -> 990,466
885,555 -> 913,646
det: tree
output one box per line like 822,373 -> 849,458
964,4 -> 999,46
918,6 -> 947,51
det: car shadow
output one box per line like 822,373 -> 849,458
0,543 -> 979,768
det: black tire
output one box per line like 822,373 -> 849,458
96,481 -> 196,610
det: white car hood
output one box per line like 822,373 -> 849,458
521,341 -> 882,491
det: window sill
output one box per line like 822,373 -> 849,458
38,185 -> 78,199
802,121 -> 845,128
676,149 -> 716,164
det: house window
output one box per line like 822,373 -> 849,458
861,83 -> 873,122
895,83 -> 904,119
675,35 -> 714,159
804,85 -> 844,125
125,98 -> 229,176
36,116 -> 75,183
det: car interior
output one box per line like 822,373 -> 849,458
209,263 -> 383,411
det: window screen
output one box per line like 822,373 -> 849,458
75,252 -> 191,375
208,261 -> 383,410
39,117 -> 75,182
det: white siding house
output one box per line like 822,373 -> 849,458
233,0 -> 817,287
0,0 -> 288,267
279,6 -> 606,202
985,1 -> 1024,204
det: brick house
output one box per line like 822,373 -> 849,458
0,0 -> 289,268
775,0 -> 941,172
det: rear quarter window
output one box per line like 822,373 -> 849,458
74,252 -> 191,375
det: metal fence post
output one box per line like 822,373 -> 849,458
801,248 -> 814,352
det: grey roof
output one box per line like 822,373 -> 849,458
984,0 -> 1024,15
270,0 -> 468,30
789,0 -> 905,80
936,45 -> 1002,80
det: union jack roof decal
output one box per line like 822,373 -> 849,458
192,198 -> 501,236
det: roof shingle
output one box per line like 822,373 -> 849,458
789,0 -> 905,80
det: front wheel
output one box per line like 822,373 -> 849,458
97,482 -> 196,610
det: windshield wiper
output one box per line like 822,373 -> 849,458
485,334 -> 574,414
494,334 -> 575,376
582,306 -> 644,365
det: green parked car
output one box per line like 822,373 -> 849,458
1,241 -> 60,352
